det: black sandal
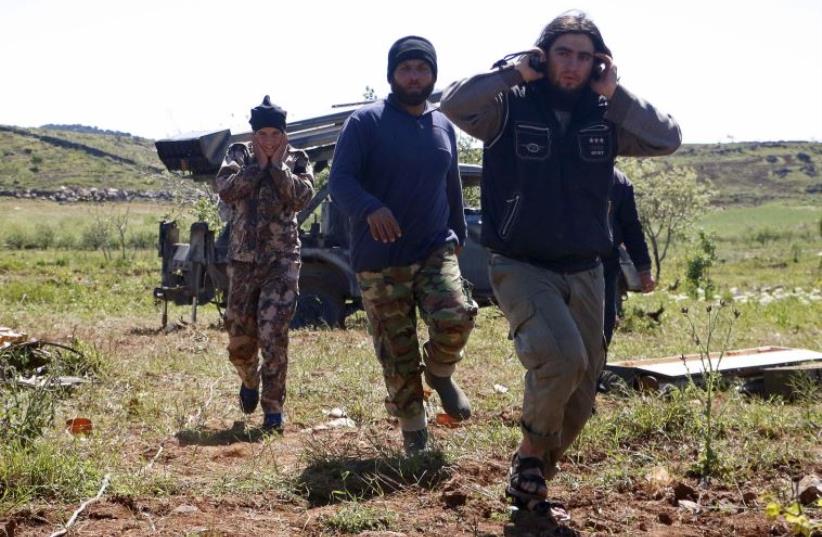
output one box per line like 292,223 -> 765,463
507,453 -> 547,502
506,453 -> 570,523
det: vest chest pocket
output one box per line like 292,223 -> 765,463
577,123 -> 613,162
515,123 -> 551,161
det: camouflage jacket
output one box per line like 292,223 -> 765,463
216,142 -> 314,264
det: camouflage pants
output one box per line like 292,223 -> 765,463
225,258 -> 300,414
357,244 -> 477,420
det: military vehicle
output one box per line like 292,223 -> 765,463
152,100 -> 494,328
152,99 -> 641,328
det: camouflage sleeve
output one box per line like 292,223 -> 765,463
606,85 -> 682,157
269,148 -> 315,211
215,143 -> 264,203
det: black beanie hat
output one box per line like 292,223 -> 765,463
249,95 -> 287,132
386,36 -> 437,83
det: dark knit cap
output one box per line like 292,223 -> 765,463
249,95 -> 287,132
386,35 -> 437,83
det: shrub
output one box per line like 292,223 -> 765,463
127,230 -> 156,250
56,233 -> 78,249
4,226 -> 32,249
80,219 -> 112,254
685,230 -> 718,299
32,224 -> 55,249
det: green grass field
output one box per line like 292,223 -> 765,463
0,199 -> 820,536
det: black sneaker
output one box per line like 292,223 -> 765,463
402,428 -> 428,455
239,384 -> 259,414
262,412 -> 283,434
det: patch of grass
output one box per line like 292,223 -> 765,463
1,338 -> 103,447
0,198 -> 819,534
0,439 -> 102,510
0,380 -> 56,447
323,502 -> 397,533
294,433 -> 452,505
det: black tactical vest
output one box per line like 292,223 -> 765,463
481,82 -> 617,273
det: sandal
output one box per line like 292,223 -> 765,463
507,453 -> 571,524
507,452 -> 548,503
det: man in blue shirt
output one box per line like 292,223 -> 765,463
330,36 -> 477,454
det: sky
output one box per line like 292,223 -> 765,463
1,0 -> 821,144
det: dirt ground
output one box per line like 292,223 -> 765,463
2,417 -> 800,537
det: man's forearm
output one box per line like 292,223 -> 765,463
328,170 -> 383,222
216,164 -> 263,203
440,67 -> 521,143
606,85 -> 682,156
270,167 -> 314,211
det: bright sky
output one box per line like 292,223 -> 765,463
2,0 -> 821,143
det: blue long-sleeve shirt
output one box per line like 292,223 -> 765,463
329,95 -> 466,272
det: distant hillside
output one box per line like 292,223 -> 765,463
40,124 -> 134,137
661,141 -> 821,204
0,124 -> 819,205
0,125 -> 169,195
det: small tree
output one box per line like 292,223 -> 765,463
457,132 -> 482,165
620,159 -> 714,282
362,86 -> 377,101
680,302 -> 740,480
685,230 -> 718,299
457,132 -> 482,208
112,205 -> 131,260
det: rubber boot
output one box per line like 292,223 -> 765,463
424,370 -> 471,420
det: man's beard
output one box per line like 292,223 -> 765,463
390,80 -> 435,107
545,81 -> 586,111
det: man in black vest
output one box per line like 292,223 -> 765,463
441,11 -> 681,520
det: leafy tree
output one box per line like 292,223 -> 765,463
619,159 -> 714,282
457,132 -> 482,207
457,132 -> 482,164
362,86 -> 377,101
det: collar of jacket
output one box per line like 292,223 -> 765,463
385,94 -> 437,118
527,80 -> 605,116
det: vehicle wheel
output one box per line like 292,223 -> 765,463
291,278 -> 346,329
598,369 -> 631,396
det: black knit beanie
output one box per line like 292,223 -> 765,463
386,36 -> 437,83
249,95 -> 287,132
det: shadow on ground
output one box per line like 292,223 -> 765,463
175,420 -> 272,446
503,516 -> 579,537
295,447 -> 452,506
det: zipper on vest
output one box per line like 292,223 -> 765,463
500,194 -> 521,240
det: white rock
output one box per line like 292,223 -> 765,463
326,417 -> 355,429
327,407 -> 346,418
172,504 -> 199,515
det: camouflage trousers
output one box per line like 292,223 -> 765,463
225,258 -> 300,414
357,244 -> 477,420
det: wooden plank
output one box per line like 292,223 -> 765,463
608,347 -> 822,380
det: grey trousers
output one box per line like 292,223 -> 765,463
489,254 -> 606,478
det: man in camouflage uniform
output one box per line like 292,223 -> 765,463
330,37 -> 477,453
216,96 -> 314,432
